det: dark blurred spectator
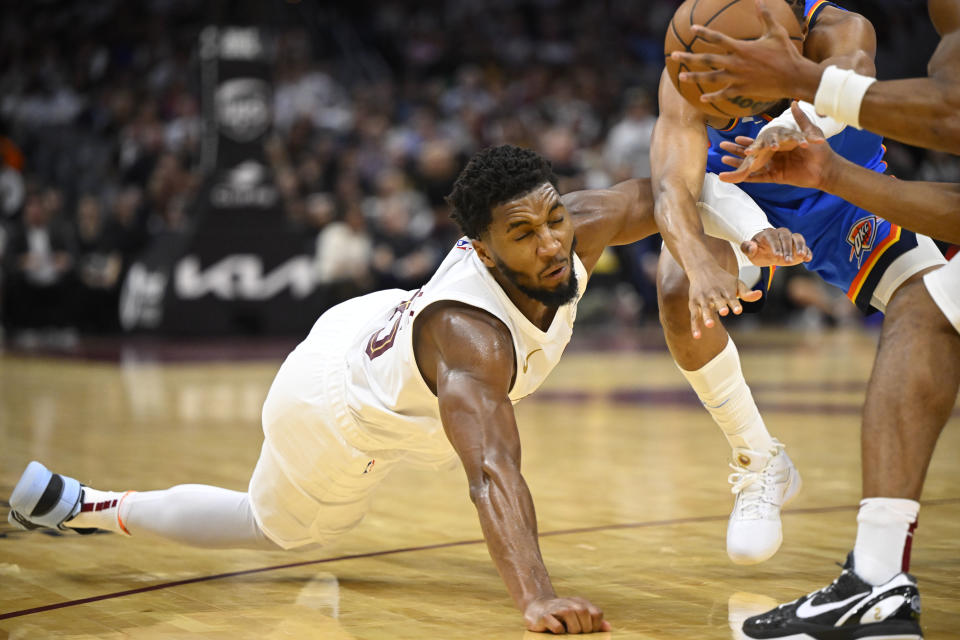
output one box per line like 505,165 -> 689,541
108,185 -> 149,274
604,88 -> 656,182
3,193 -> 75,336
314,201 -> 373,301
73,194 -> 122,332
370,197 -> 434,291
918,151 -> 960,183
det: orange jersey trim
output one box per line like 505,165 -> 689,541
805,0 -> 830,25
718,119 -> 740,132
846,224 -> 901,302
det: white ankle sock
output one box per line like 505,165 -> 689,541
678,338 -> 775,454
853,497 -> 920,585
67,487 -> 133,534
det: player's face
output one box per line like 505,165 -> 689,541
476,182 -> 579,306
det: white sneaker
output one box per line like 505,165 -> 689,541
726,440 -> 801,565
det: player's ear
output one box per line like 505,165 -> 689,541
472,239 -> 496,268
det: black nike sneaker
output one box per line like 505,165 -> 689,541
742,552 -> 922,639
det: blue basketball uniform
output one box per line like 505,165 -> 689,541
705,0 -> 921,313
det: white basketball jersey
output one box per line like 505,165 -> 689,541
338,237 -> 589,466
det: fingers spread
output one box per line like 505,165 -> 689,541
699,86 -> 738,103
718,140 -> 748,157
690,24 -> 738,49
738,280 -> 763,302
678,68 -> 728,85
689,305 -> 704,340
723,155 -> 759,182
792,232 -> 813,262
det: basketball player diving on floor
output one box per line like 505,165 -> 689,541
669,0 -> 960,637
8,145 -> 808,634
652,0 -> 947,584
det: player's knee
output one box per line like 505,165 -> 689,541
883,271 -> 945,336
657,263 -> 691,331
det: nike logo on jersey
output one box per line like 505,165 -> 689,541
795,591 -> 871,619
522,348 -> 543,373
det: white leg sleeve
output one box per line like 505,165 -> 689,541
119,485 -> 281,550
924,253 -> 960,334
677,337 -> 775,454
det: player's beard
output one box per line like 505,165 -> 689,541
494,238 -> 579,307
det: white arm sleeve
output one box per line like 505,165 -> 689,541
698,173 -> 772,245
759,100 -> 847,138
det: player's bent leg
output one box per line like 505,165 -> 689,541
8,461 -> 282,550
656,239 -> 733,369
118,485 -> 281,550
656,242 -> 800,565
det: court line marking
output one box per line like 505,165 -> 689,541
2,497 -> 957,621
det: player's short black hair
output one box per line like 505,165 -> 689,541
446,145 -> 557,239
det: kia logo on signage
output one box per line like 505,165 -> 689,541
215,78 -> 270,142
175,254 -> 316,300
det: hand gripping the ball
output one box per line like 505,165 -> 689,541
670,0 -> 818,105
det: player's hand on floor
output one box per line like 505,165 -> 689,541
742,227 -> 812,266
524,597 -> 611,634
687,264 -> 762,340
718,102 -> 835,189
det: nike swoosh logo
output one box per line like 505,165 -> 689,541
522,348 -> 543,373
795,591 -> 871,619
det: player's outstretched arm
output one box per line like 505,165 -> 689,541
560,177 -> 657,272
720,102 -> 960,244
414,302 -> 610,634
563,177 -> 810,272
651,70 -> 762,338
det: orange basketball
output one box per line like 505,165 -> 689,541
664,0 -> 804,118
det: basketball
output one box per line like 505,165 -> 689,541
664,0 -> 804,118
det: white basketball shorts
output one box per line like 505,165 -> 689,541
249,300 -> 403,550
924,253 -> 960,334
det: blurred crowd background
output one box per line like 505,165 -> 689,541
0,0 -> 954,343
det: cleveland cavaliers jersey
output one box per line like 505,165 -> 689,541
327,237 -> 589,465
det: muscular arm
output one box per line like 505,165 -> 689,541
651,69 -> 771,334
857,26 -> 960,154
561,177 -> 657,273
651,69 -> 713,274
802,6 -> 877,75
414,303 -> 607,634
818,158 -> 960,244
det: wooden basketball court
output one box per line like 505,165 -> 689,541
1,327 -> 958,638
